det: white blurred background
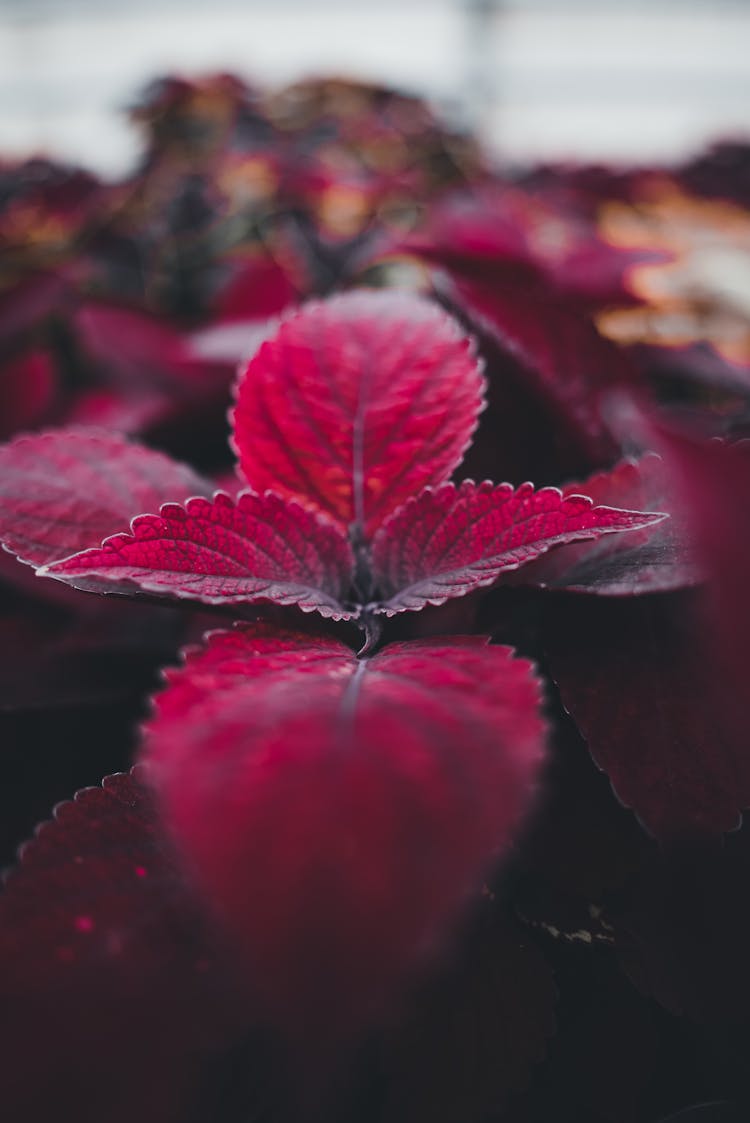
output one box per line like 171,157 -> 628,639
1,0 -> 749,175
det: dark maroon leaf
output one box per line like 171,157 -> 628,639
439,269 -> 628,466
649,431 -> 750,723
74,301 -> 190,382
0,269 -> 70,345
0,348 -> 57,439
371,478 -> 663,615
0,768 -> 245,1123
0,427 -> 212,568
232,290 -> 485,536
0,589 -> 182,712
144,624 -> 546,1040
43,490 -> 354,618
544,593 -> 750,839
518,713 -> 655,901
73,301 -> 234,410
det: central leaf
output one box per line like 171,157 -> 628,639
232,290 -> 486,536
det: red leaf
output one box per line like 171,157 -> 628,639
212,254 -> 299,322
144,625 -> 546,1039
0,427 -> 211,568
232,290 -> 485,536
43,491 -> 354,618
0,768 -> 243,1123
371,479 -> 664,616
511,455 -> 700,595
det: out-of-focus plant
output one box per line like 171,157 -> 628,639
1,72 -> 749,1123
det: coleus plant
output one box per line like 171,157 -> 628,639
0,289 -> 664,1050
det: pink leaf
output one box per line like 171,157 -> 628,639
0,427 -> 212,568
371,479 -> 664,616
232,290 -> 485,536
144,624 -> 546,1039
510,454 -> 701,595
43,491 -> 354,618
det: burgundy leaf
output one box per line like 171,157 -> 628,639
73,301 -> 190,384
144,624 -> 546,1039
0,427 -> 212,568
43,491 -> 354,618
511,454 -> 700,595
437,270 -> 628,466
0,269 -> 70,345
518,713 -> 654,901
371,479 -> 664,615
0,769 -> 244,1123
0,588 -> 182,712
649,431 -> 750,722
74,301 -> 234,407
232,290 -> 485,536
544,593 -> 750,839
0,348 -> 57,439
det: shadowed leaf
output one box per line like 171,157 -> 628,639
512,454 -> 700,595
